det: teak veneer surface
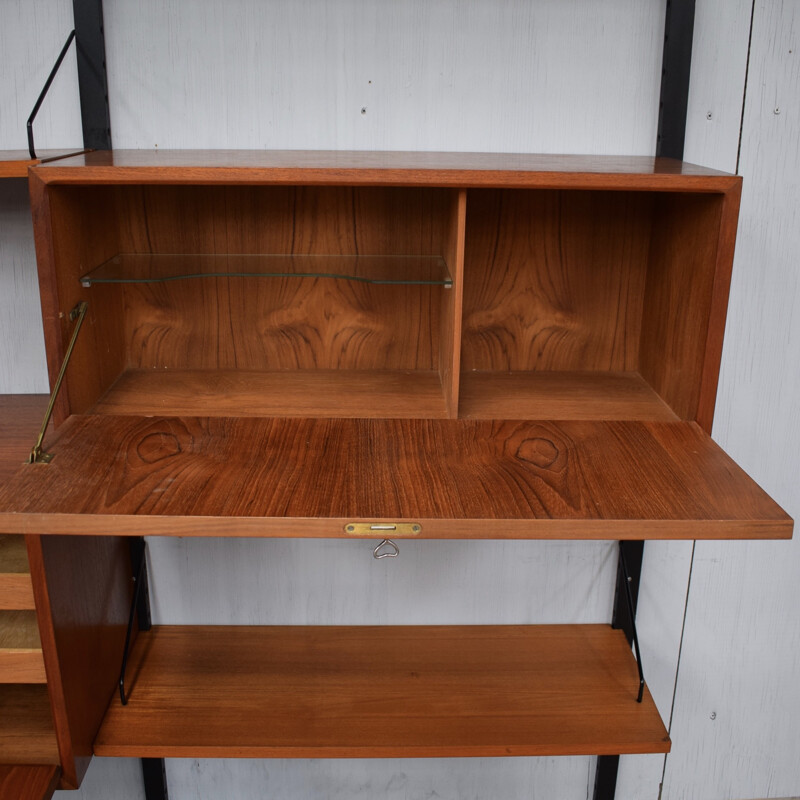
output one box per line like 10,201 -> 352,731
94,624 -> 670,758
0,415 -> 789,539
0,765 -> 59,800
33,150 -> 738,191
0,685 -> 59,764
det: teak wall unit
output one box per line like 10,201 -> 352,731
0,151 -> 791,794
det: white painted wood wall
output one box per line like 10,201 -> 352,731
1,1 -> 798,798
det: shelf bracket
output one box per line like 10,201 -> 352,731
617,541 -> 646,704
119,538 -> 149,706
26,29 -> 76,160
28,301 -> 88,464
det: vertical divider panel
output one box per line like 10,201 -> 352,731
440,189 -> 467,418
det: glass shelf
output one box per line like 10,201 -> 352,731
79,253 -> 452,287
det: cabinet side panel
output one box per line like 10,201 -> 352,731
26,534 -> 133,789
639,193 -> 725,423
45,187 -> 126,419
440,190 -> 466,417
461,190 -> 652,372
29,176 -> 69,426
695,183 -> 742,433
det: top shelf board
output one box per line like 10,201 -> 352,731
31,150 -> 740,191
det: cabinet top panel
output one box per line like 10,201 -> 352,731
31,150 -> 739,191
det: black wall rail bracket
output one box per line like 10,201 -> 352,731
119,537 -> 149,706
656,0 -> 697,159
72,0 -> 112,150
616,540 -> 646,703
26,29 -> 76,159
141,757 -> 169,800
593,540 -> 646,800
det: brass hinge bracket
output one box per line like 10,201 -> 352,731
29,301 -> 89,464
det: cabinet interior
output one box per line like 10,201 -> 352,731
45,183 -> 723,425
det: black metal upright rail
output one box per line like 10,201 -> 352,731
594,3 -> 696,798
72,0 -> 112,150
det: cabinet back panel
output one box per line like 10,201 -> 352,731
461,190 -> 653,373
122,277 -> 440,371
114,185 -> 453,257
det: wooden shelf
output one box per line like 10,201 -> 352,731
93,369 -> 449,419
0,685 -> 59,764
0,765 -> 59,800
0,150 -> 86,179
0,415 -> 788,539
0,536 -> 35,610
0,611 -> 45,683
94,624 -> 670,758
459,372 -> 679,421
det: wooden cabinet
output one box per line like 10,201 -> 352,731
0,150 -> 792,791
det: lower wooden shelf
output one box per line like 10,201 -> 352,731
0,611 -> 45,683
93,368 -> 449,419
0,536 -> 35,610
0,685 -> 59,765
459,371 -> 679,421
94,624 -> 670,759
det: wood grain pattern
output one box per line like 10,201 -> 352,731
0,416 -> 789,539
461,190 -> 652,373
0,611 -> 45,683
25,535 -> 134,788
33,151 -> 739,191
0,765 -> 59,800
94,624 -> 670,758
459,372 -> 679,421
93,369 -> 448,418
122,277 -> 441,372
0,685 -> 59,765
